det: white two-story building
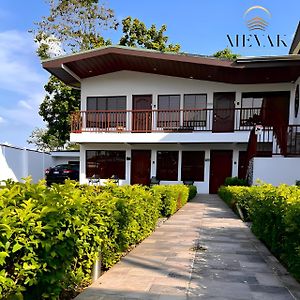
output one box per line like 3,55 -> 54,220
42,40 -> 300,193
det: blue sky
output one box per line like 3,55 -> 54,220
0,0 -> 299,148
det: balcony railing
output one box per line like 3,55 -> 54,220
71,108 -> 263,133
245,125 -> 300,157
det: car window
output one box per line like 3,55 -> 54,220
54,164 -> 71,169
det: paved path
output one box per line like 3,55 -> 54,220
75,195 -> 300,300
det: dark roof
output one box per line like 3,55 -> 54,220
290,22 -> 300,54
42,46 -> 300,87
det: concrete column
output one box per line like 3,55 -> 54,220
22,148 -> 29,181
232,149 -> 239,177
178,150 -> 182,182
150,150 -> 156,177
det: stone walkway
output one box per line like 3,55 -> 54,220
75,195 -> 300,300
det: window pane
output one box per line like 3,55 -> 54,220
184,94 -> 207,128
86,150 -> 99,177
107,97 -> 117,110
241,98 -> 253,109
158,95 -> 180,127
97,97 -> 107,110
86,150 -> 126,179
253,98 -> 263,108
181,151 -> 205,181
184,95 -> 195,109
157,151 -> 178,181
158,96 -> 170,110
169,95 -> 180,109
195,95 -> 207,109
87,97 -> 97,110
241,96 -> 264,126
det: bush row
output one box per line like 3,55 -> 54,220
0,180 -> 189,299
218,184 -> 300,281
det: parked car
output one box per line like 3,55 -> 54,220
45,164 -> 79,185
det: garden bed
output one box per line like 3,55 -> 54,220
0,179 -> 194,299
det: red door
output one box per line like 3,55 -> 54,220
132,95 -> 152,132
131,150 -> 151,185
209,150 -> 233,193
238,151 -> 247,180
213,93 -> 235,132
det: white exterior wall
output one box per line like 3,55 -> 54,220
74,70 -> 298,191
80,71 -> 292,111
253,157 -> 300,186
69,71 -> 292,144
0,145 -> 53,182
80,143 -> 247,193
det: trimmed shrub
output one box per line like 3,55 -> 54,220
188,185 -> 197,200
0,180 -> 189,299
218,185 -> 252,220
218,184 -> 300,281
152,184 -> 189,217
224,176 -> 248,186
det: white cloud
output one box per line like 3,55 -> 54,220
18,100 -> 33,110
0,93 -> 44,127
0,30 -> 48,144
0,30 -> 47,95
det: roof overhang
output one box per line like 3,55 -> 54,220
42,45 -> 300,88
290,22 -> 300,54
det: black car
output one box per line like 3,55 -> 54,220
45,164 -> 79,185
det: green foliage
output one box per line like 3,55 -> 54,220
38,76 -> 81,150
213,48 -> 239,60
28,76 -> 81,150
32,0 -> 117,58
218,184 -> 300,280
0,180 -> 187,299
218,185 -> 252,220
224,176 -> 248,187
119,16 -> 181,53
188,185 -> 197,201
152,185 -> 189,216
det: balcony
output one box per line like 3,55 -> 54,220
71,108 -> 263,133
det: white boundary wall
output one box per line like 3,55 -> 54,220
253,157 -> 300,186
0,145 -> 79,183
0,145 -> 52,182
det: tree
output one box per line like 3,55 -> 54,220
30,0 -> 117,150
213,48 -> 240,60
27,128 -> 59,151
119,17 -> 180,53
33,0 -> 117,59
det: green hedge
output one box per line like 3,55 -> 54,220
224,176 -> 248,186
0,180 -> 189,299
218,184 -> 300,281
152,184 -> 189,217
188,185 -> 197,201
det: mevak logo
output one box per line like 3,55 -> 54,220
227,5 -> 287,48
244,5 -> 271,31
